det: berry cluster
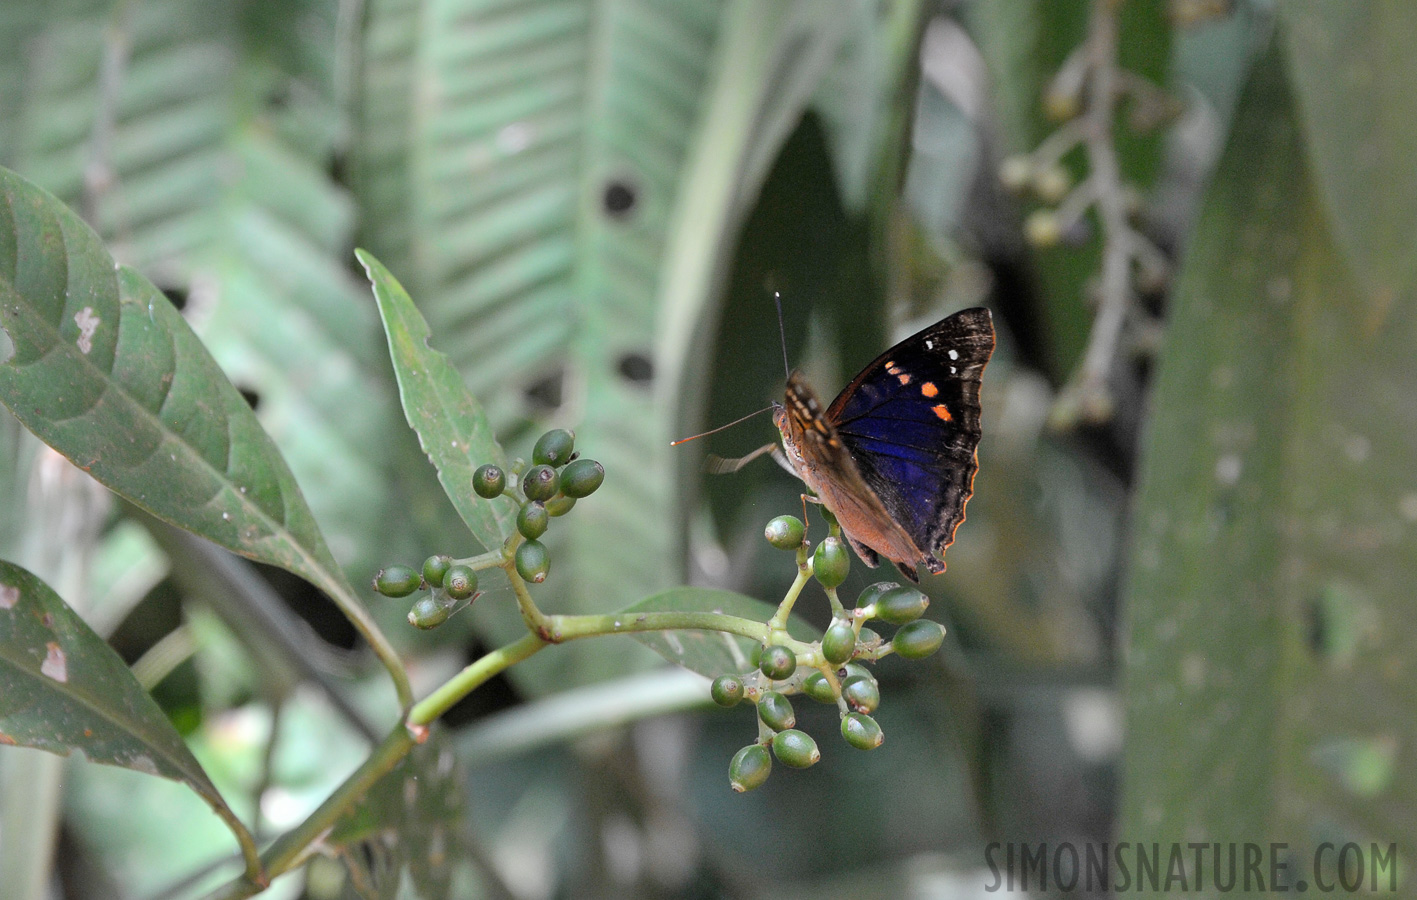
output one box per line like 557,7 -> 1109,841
371,428 -> 603,628
712,514 -> 947,792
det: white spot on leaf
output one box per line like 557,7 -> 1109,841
0,584 -> 17,609
1344,435 -> 1370,463
74,307 -> 100,354
42,642 -> 67,682
1215,454 -> 1242,486
1399,493 -> 1417,523
496,122 -> 532,155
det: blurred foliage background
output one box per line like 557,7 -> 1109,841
1,0 -> 1414,897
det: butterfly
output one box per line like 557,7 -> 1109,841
773,308 -> 995,583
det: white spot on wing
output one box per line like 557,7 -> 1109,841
948,349 -> 959,360
74,307 -> 100,354
42,642 -> 67,682
925,339 -> 934,350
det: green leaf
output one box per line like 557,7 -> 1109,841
0,559 -> 259,876
0,165 -> 343,594
357,248 -> 516,551
1119,47 -> 1417,856
620,586 -> 817,678
1281,1 -> 1417,298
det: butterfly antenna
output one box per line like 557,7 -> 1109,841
669,405 -> 775,447
774,291 -> 791,379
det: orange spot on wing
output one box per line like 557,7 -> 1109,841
897,373 -> 911,385
932,404 -> 953,422
921,382 -> 938,397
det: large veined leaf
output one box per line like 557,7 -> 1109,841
2,0 -> 405,581
0,559 -> 260,877
1118,47 -> 1415,884
354,0 -> 860,692
1281,1 -> 1417,300
0,166 -> 392,668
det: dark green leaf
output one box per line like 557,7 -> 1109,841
357,248 -> 516,551
621,587 -> 818,678
1119,48 -> 1417,852
0,559 -> 257,869
0,166 -> 347,595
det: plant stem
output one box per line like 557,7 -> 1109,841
767,569 -> 812,634
409,632 -> 548,726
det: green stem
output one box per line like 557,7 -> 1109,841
409,632 -> 547,726
455,549 -> 507,571
767,569 -> 811,634
329,578 -> 413,709
544,611 -> 769,643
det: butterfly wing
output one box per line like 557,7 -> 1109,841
826,308 -> 995,569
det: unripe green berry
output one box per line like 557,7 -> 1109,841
803,671 -> 838,704
764,515 -> 805,550
875,585 -> 930,624
515,539 -> 551,583
893,619 -> 946,659
710,674 -> 745,707
532,428 -> 576,467
408,595 -> 450,629
522,465 -> 559,501
813,536 -> 850,589
559,458 -> 605,498
517,501 -> 550,540
729,744 -> 772,792
545,495 -> 577,517
821,621 -> 857,665
472,464 -> 506,498
771,729 -> 820,768
421,555 -> 452,589
756,691 -> 795,732
444,564 -> 477,601
758,644 -> 796,680
854,581 -> 897,612
843,663 -> 876,686
841,675 -> 881,714
373,565 -> 421,598
841,712 -> 884,750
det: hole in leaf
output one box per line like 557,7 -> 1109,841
617,352 -> 653,385
161,286 -> 189,311
524,367 -> 564,412
602,179 -> 637,219
237,387 -> 261,411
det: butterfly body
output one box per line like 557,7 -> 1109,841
774,308 -> 995,582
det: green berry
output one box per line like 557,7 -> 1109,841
821,621 -> 856,665
841,712 -> 884,750
843,663 -> 877,686
756,691 -> 795,732
408,595 -> 450,629
813,536 -> 850,589
515,539 -> 550,583
421,555 -> 452,589
472,464 -> 506,498
444,564 -> 477,601
875,585 -> 929,624
854,581 -> 897,612
559,458 -> 605,498
532,428 -> 576,467
522,465 -> 559,501
373,565 -> 421,598
764,515 -> 805,550
771,729 -> 820,768
517,501 -> 550,540
803,671 -> 838,704
545,495 -> 577,517
893,620 -> 946,659
758,645 -> 796,680
710,674 -> 745,707
729,744 -> 772,792
841,675 -> 880,714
